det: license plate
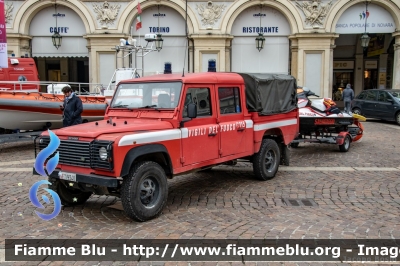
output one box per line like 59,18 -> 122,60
59,172 -> 77,182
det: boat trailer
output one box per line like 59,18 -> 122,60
290,122 -> 364,152
0,130 -> 43,144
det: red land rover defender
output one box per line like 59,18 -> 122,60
34,72 -> 299,221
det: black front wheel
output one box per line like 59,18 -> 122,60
253,139 -> 280,181
48,179 -> 92,206
121,161 -> 168,222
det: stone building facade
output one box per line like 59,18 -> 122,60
5,0 -> 400,98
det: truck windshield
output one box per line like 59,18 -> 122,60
110,82 -> 183,109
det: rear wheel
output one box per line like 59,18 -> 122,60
339,135 -> 351,152
396,112 -> 400,126
253,139 -> 280,181
352,108 -> 362,115
48,179 -> 92,206
121,161 -> 168,222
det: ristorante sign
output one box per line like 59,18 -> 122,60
231,6 -> 290,36
336,3 -> 395,33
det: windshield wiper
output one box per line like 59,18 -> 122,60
138,105 -> 157,108
111,104 -> 129,108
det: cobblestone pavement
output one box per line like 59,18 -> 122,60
1,120 -> 400,266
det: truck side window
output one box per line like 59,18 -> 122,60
183,88 -> 211,118
218,87 -> 241,114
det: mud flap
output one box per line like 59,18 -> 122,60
280,144 -> 290,166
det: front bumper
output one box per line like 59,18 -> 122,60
32,168 -> 119,188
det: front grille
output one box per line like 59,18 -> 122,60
39,138 -> 91,167
37,137 -> 113,170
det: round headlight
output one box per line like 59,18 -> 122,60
99,147 -> 108,160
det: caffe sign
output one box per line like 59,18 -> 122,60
333,61 -> 354,69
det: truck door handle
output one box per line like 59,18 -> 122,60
208,132 -> 217,136
237,127 -> 245,132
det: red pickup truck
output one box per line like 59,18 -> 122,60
34,72 -> 299,221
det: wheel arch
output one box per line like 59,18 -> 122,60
120,144 -> 173,178
395,110 -> 400,125
254,128 -> 285,153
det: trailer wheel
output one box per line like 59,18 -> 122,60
48,179 -> 92,206
253,139 -> 280,181
339,135 -> 351,152
121,161 -> 168,222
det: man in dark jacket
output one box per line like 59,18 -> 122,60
342,84 -> 354,114
60,86 -> 83,127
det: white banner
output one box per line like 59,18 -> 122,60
0,0 -> 8,68
336,3 -> 395,34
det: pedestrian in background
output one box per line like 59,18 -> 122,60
333,87 -> 342,101
342,84 -> 354,114
60,86 -> 83,127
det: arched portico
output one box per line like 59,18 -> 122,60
15,0 -> 94,35
223,0 -> 300,35
120,1 -> 196,35
326,0 -> 400,94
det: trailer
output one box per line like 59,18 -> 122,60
0,130 -> 43,144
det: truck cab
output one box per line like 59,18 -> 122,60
0,58 -> 40,91
35,72 -> 298,221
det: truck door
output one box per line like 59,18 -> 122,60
180,86 -> 219,166
217,87 -> 247,157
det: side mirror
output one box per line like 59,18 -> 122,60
387,98 -> 394,102
187,103 -> 197,118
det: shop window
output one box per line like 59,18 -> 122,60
333,72 -> 353,99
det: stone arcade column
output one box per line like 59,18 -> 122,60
6,34 -> 32,57
289,33 -> 338,98
290,38 -> 298,80
85,34 -> 126,92
392,31 -> 400,89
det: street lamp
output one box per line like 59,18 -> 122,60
155,5 -> 163,52
255,5 -> 265,52
256,33 -> 265,52
155,33 -> 163,51
360,1 -> 370,56
52,31 -> 62,49
360,33 -> 370,50
52,3 -> 62,49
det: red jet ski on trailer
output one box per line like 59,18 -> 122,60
291,87 -> 365,152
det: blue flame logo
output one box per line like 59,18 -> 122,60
30,130 -> 62,221
34,130 -> 60,176
29,180 -> 62,220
